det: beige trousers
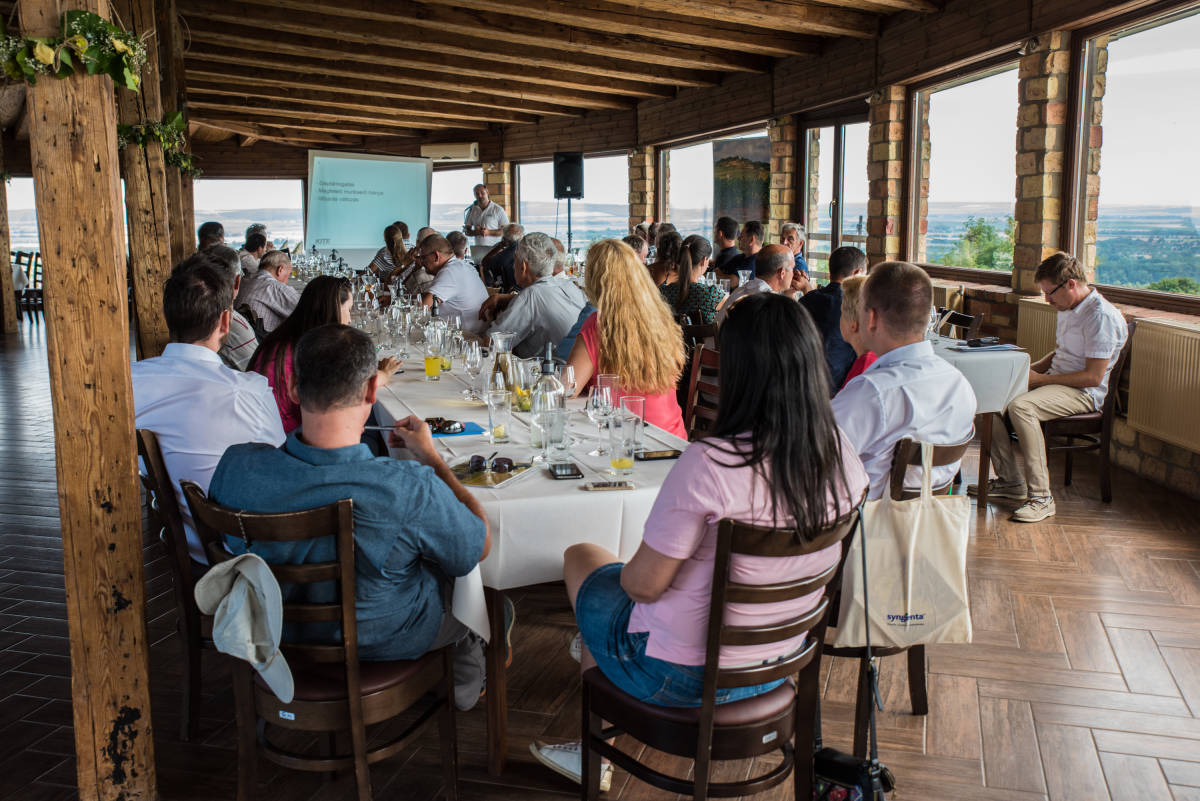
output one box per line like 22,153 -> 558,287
989,384 -> 1094,498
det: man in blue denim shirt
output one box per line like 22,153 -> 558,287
210,324 -> 491,708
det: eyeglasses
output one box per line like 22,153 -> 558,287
1045,279 -> 1069,301
468,455 -> 514,474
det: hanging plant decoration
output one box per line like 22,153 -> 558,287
0,10 -> 146,91
118,111 -> 202,177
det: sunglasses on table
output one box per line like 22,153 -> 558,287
468,455 -> 514,474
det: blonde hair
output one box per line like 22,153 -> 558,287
841,275 -> 867,322
584,239 -> 684,394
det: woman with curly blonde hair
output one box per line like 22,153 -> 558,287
567,239 -> 686,437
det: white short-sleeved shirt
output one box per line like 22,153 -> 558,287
464,201 -> 509,248
1049,289 -> 1127,410
132,343 -> 286,561
428,258 -> 489,334
832,340 -> 977,499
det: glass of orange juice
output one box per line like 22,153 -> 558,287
608,412 -> 636,476
424,328 -> 443,382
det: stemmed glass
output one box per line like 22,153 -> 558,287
462,340 -> 484,401
586,385 -> 614,456
559,364 -> 577,398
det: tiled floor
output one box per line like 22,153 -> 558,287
3,322 -> 1200,800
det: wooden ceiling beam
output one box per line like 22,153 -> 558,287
232,0 -> 769,73
183,23 -> 675,101
187,79 -> 538,125
813,0 -> 937,11
179,1 -> 718,90
183,50 -> 589,115
414,0 -> 823,58
186,99 -> 472,133
598,0 -> 879,37
192,112 -> 434,142
193,118 -> 365,147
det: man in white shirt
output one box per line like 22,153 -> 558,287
204,245 -> 259,370
714,245 -> 799,326
832,261 -> 977,499
420,233 -> 489,334
132,253 -> 285,561
970,252 -> 1127,522
238,224 -> 269,276
237,250 -> 300,333
464,184 -> 509,248
483,232 -> 587,358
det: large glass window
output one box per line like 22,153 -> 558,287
7,178 -> 38,252
662,129 -> 770,241
802,120 -> 868,276
517,154 -> 627,253
193,179 -> 304,250
430,166 -> 484,235
1077,8 -> 1200,296
912,67 -> 1018,272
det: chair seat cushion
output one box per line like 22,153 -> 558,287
583,667 -> 795,727
255,653 -> 437,702
1043,411 -> 1103,436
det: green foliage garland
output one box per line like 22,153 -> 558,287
118,111 -> 201,177
0,10 -> 146,90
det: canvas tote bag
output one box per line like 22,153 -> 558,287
832,443 -> 972,649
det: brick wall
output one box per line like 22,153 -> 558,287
628,147 -> 655,232
865,86 -> 906,265
767,115 -> 797,243
482,162 -> 512,222
1080,37 -> 1109,273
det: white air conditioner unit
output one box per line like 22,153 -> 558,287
420,142 -> 479,162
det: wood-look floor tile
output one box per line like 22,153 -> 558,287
1056,610 -> 1120,673
1093,730 -> 1200,761
1011,593 -> 1066,653
1160,647 -> 1200,717
980,698 -> 1046,794
1036,721 -> 1110,801
1161,759 -> 1200,788
926,674 -> 981,759
1099,751 -> 1170,801
979,679 -> 1189,716
1107,627 -> 1180,697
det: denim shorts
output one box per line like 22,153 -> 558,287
574,563 -> 785,708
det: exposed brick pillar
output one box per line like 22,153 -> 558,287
1012,32 -> 1071,293
1080,36 -> 1109,275
914,92 -> 931,263
767,115 -> 797,243
628,146 -> 656,233
483,161 -> 513,221
866,85 -> 906,265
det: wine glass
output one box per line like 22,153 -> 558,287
462,340 -> 484,401
559,364 -> 577,398
586,385 -> 613,456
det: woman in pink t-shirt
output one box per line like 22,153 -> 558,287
566,238 -> 687,438
533,292 -> 868,784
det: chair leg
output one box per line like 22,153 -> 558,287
1063,449 -> 1073,487
853,656 -> 871,759
1100,441 -> 1113,503
179,622 -> 202,742
581,687 -> 602,801
231,661 -> 258,801
439,648 -> 459,801
907,646 -> 928,716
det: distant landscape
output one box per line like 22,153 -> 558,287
9,201 -> 1197,295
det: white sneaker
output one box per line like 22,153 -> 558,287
530,740 -> 612,792
966,478 -> 1027,499
569,632 -> 582,663
1011,496 -> 1056,523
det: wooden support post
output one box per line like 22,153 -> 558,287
115,0 -> 174,359
0,139 -> 15,333
20,1 -> 158,799
155,0 -> 192,263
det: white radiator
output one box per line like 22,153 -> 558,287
1128,318 -> 1200,453
1016,298 -> 1057,362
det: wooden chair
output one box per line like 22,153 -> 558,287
936,306 -> 983,339
136,428 -> 211,742
676,322 -> 717,409
824,433 -> 972,758
180,481 -> 459,801
1041,319 -> 1135,503
236,302 -> 268,342
581,507 -> 862,801
684,344 -> 720,440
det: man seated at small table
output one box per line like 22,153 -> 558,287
197,220 -> 224,250
799,245 -> 866,390
969,251 -> 1127,523
480,232 -> 587,358
237,250 -> 300,333
421,233 -> 490,335
716,219 -> 763,287
713,244 -> 800,326
481,223 -> 523,291
209,324 -> 494,710
779,221 -> 811,278
622,234 -> 649,265
711,216 -> 739,273
203,245 -> 259,371
831,261 -> 976,498
238,226 -> 269,277
132,254 -> 284,563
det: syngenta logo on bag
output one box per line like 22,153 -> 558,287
887,612 -> 926,625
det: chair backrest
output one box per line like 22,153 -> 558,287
180,480 -> 358,668
684,344 -> 720,440
888,434 -> 973,501
682,323 -> 717,351
136,429 -> 199,599
936,306 -> 982,339
1101,319 -> 1136,420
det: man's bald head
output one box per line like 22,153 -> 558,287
756,244 -> 794,292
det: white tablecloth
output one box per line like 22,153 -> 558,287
373,369 -> 689,638
933,338 -> 1030,414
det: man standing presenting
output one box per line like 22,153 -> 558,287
464,183 -> 509,249
421,234 -> 489,334
970,252 -> 1127,522
238,250 -> 300,333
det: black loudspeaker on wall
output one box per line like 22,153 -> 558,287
553,152 -> 584,199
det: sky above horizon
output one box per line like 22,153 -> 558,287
3,9 -> 1196,214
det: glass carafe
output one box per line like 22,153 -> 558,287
489,331 -> 518,395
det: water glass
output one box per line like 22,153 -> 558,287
538,408 -> 571,463
620,396 -> 645,453
487,390 -> 512,444
609,412 -> 636,475
559,364 -> 577,398
586,385 -> 614,455
737,270 -> 752,287
462,340 -> 483,400
718,278 -> 731,293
